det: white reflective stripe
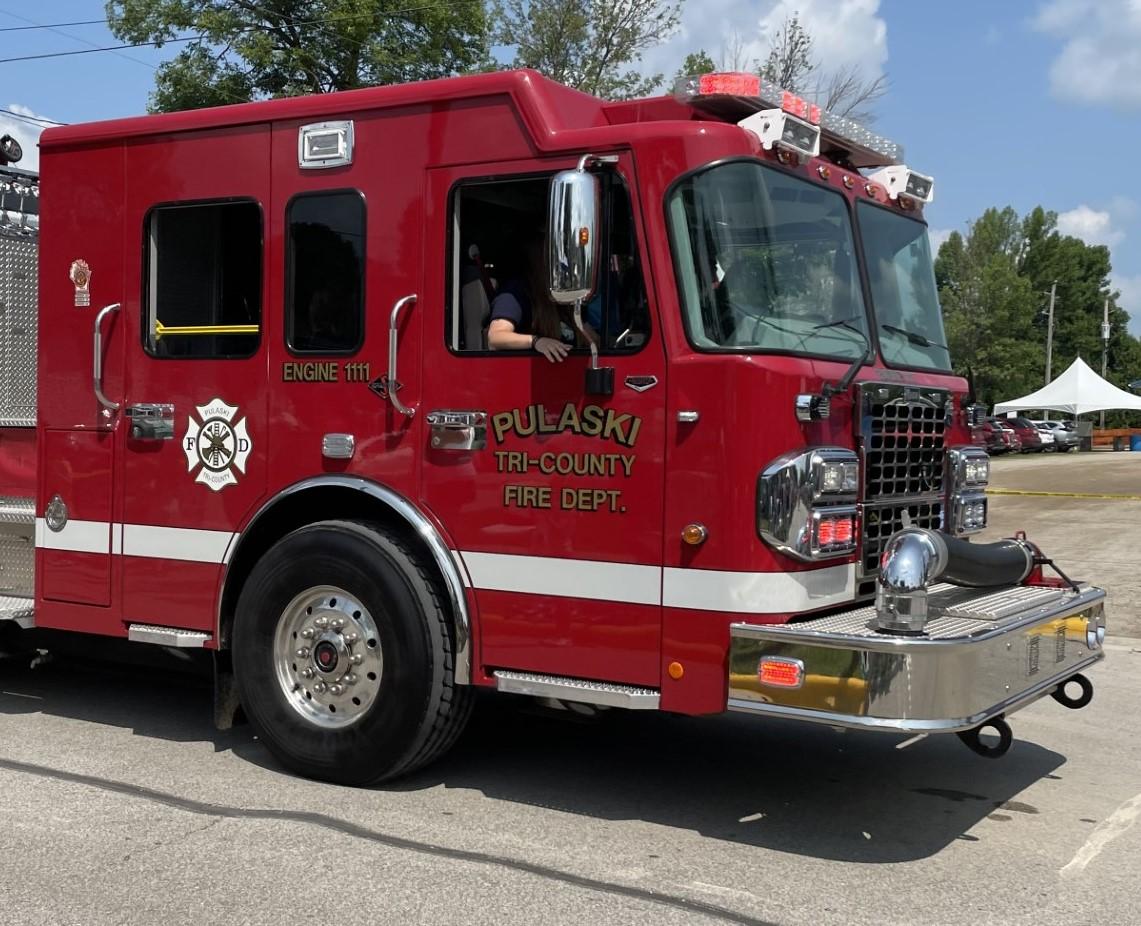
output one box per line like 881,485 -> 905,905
121,524 -> 235,564
663,563 -> 855,613
461,551 -> 660,605
35,518 -> 110,555
111,523 -> 123,555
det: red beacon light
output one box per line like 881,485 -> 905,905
674,71 -> 905,170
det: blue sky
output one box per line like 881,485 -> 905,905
4,0 -> 1141,333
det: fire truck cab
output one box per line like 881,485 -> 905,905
0,71 -> 1105,784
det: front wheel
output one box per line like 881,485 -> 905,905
233,520 -> 471,785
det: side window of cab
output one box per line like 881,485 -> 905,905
446,172 -> 649,354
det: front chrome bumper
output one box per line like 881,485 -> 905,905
728,583 -> 1106,733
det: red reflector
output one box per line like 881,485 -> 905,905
834,517 -> 853,544
758,657 -> 804,689
698,72 -> 760,96
817,518 -> 835,546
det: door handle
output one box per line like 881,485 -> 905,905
127,403 -> 174,441
427,410 -> 487,451
93,302 -> 120,412
387,294 -> 417,417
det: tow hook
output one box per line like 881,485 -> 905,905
957,716 -> 1013,759
1051,673 -> 1094,710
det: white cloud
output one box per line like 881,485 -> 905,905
927,227 -> 953,254
1055,205 -> 1124,248
643,0 -> 887,90
0,104 -> 54,172
1113,274 -> 1141,336
1034,0 -> 1141,109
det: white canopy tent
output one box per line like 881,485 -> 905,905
993,357 -> 1141,416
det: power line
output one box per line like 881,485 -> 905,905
0,36 -> 200,64
0,19 -> 106,32
0,8 -> 156,70
0,107 -> 66,126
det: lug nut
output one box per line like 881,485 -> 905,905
351,654 -> 363,665
300,668 -> 314,679
300,628 -> 315,640
329,684 -> 344,696
313,681 -> 327,694
295,647 -> 310,659
342,673 -> 357,685
330,618 -> 345,631
343,632 -> 359,644
314,616 -> 329,629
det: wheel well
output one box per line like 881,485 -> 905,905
218,485 -> 464,659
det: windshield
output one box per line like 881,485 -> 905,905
668,161 -> 869,360
857,202 -> 951,371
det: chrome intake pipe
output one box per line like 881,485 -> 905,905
875,528 -> 1036,633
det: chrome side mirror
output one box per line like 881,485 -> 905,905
548,165 -> 601,305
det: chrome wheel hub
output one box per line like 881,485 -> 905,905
273,585 -> 382,729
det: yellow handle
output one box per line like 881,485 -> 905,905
154,320 -> 259,341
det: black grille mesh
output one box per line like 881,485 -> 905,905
865,399 -> 947,499
861,501 -> 944,575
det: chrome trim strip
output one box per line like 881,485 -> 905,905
221,476 -> 472,684
494,670 -> 660,709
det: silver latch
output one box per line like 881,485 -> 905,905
126,403 -> 174,440
427,410 -> 487,451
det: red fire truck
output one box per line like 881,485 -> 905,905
0,70 -> 1105,784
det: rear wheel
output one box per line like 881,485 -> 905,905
233,520 -> 471,785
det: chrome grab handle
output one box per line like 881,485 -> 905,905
388,294 -> 417,417
426,410 -> 487,451
93,302 -> 121,412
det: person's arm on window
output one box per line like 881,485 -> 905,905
487,291 -> 569,361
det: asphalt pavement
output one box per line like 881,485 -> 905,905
1,451 -> 1138,925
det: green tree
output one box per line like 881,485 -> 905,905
935,204 -> 1141,423
760,15 -> 886,122
675,49 -> 715,81
492,0 -> 683,100
106,0 -> 490,112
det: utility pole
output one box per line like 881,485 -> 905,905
1044,281 -> 1057,385
1100,297 -> 1110,429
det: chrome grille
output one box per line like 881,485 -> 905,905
858,383 -> 950,578
861,500 -> 944,576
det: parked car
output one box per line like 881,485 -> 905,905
976,420 -> 1011,454
1005,417 -> 1045,452
1033,419 -> 1080,453
985,418 -> 1022,453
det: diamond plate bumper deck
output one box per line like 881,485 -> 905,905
728,583 -> 1106,733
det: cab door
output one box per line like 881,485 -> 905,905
116,131 -> 270,633
419,157 -> 666,686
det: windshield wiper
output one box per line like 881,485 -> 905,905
880,323 -> 947,351
814,317 -> 872,396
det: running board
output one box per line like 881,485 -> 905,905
494,670 -> 660,709
128,624 -> 211,648
0,595 -> 34,629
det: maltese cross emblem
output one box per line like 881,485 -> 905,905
182,398 -> 252,492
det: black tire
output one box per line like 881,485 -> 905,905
233,519 -> 472,785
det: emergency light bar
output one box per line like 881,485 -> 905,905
866,165 -> 935,204
674,71 -> 903,169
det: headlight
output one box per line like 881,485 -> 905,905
947,446 -> 989,535
758,448 -> 860,561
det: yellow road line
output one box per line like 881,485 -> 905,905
987,488 -> 1141,501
